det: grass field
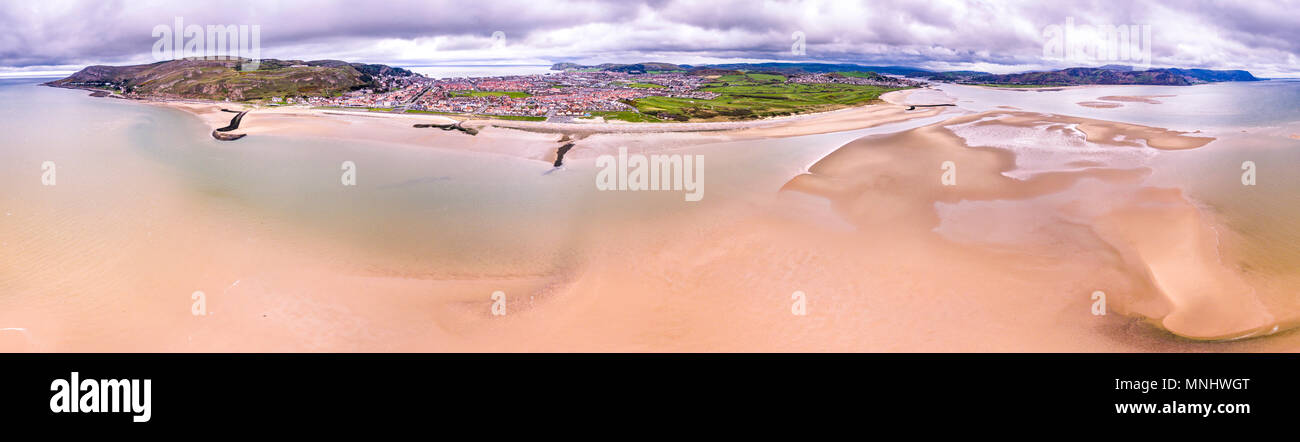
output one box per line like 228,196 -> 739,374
450,90 -> 532,98
619,82 -> 667,89
628,72 -> 905,121
485,115 -> 547,121
404,109 -> 459,115
129,65 -> 364,101
402,109 -> 544,121
312,106 -> 401,112
588,111 -> 665,123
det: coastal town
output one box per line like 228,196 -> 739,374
49,58 -> 928,123
290,68 -> 922,121
290,70 -> 723,120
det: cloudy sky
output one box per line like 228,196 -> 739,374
2,0 -> 1299,77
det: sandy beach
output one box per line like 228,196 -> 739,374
1077,101 -> 1124,108
784,110 -> 1274,340
5,82 -> 1299,352
155,90 -> 942,134
151,95 -> 1300,345
147,90 -> 950,164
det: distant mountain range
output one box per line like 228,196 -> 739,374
47,58 -> 416,101
550,61 -> 931,77
931,66 -> 1259,85
47,58 -> 1262,104
551,62 -> 1260,86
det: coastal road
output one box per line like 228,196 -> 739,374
394,84 -> 436,113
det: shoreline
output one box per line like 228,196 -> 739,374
107,89 -> 954,166
9,79 -> 1300,350
155,83 -> 1278,341
781,109 -> 1287,341
66,84 -> 932,135
211,109 -> 249,141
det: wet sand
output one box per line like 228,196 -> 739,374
1097,95 -> 1176,104
151,92 -> 949,164
1078,101 -> 1123,108
5,85 -> 1299,352
783,110 -> 1277,341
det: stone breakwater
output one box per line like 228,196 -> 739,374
211,109 -> 248,141
413,122 -> 479,135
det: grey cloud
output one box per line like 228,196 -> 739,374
1,0 -> 1298,76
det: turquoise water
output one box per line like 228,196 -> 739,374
0,77 -> 590,275
3,74 -> 1299,350
0,77 -> 948,279
938,78 -> 1300,320
5,76 -> 1296,281
937,79 -> 1300,131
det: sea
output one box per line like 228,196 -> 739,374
927,81 -> 1300,332
1,75 -> 1298,350
0,75 -> 948,349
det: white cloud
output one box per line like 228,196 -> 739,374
1,0 -> 1298,76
